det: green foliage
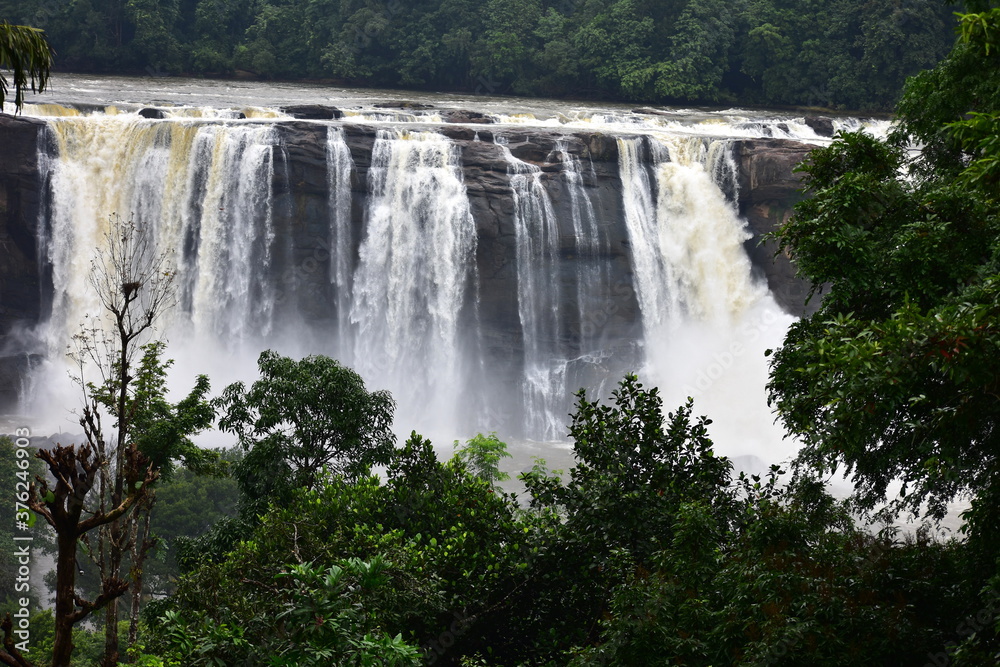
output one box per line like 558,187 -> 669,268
218,351 -> 395,501
148,430 -> 528,664
768,3 -> 1000,659
89,340 -> 219,479
769,5 -> 1000,531
3,0 -> 958,109
271,559 -> 422,666
145,462 -> 240,593
452,432 -> 511,487
24,610 -> 123,666
137,370 -> 982,665
0,20 -> 53,111
516,374 -> 736,657
183,352 -> 395,568
569,479 -> 970,666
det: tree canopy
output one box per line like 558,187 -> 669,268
767,0 -> 1000,601
217,350 -> 395,502
0,0 -> 959,110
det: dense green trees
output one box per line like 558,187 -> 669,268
768,2 -> 1000,542
0,0 -> 958,110
133,374 -> 974,666
767,1 -> 1000,660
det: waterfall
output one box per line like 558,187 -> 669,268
349,129 -> 476,435
16,96 -> 804,461
550,140 -> 608,356
617,133 -> 795,462
41,117 -> 278,347
617,135 -> 763,334
186,124 -> 277,339
327,126 -> 354,358
496,139 -> 567,441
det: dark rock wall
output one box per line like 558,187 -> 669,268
0,114 -> 44,336
0,114 -> 45,410
0,115 -> 817,412
734,138 -> 817,316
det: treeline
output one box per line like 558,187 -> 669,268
1,376 -> 976,666
2,0 -> 958,110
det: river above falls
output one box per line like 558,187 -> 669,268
13,72 -> 890,141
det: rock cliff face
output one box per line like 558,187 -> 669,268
0,114 -> 46,411
733,138 -> 817,316
0,112 -> 816,412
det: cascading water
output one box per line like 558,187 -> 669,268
549,140 -> 608,358
11,86 -> 833,464
349,129 -> 476,436
41,117 -> 278,346
497,139 -> 566,441
617,133 -> 796,463
186,124 -> 277,339
326,126 -> 354,359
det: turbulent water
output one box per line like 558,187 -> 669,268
8,74 -> 889,467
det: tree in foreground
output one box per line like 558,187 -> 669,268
176,351 -> 396,571
0,20 -> 53,111
142,373 -> 972,666
0,216 -> 216,667
216,351 -> 395,501
767,1 -> 1000,660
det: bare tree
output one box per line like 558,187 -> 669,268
79,216 -> 175,667
24,215 -> 176,667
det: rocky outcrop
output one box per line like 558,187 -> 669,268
804,116 -> 835,137
0,114 -> 44,338
734,138 -> 818,315
138,107 -> 167,119
0,114 -> 46,411
441,109 -> 494,124
281,104 -> 343,120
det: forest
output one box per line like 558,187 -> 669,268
3,0 -> 1000,665
0,0 -> 962,110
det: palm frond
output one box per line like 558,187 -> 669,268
0,21 -> 55,112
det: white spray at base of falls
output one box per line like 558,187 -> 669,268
23,102 -> 799,465
349,129 -> 476,436
617,134 -> 797,463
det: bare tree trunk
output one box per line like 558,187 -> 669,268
52,530 -> 80,667
103,598 -> 119,667
127,508 -> 153,653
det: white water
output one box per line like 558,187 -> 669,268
349,129 -> 476,436
41,117 -> 279,344
498,139 -> 565,440
10,78 -> 851,467
617,134 -> 796,462
327,126 -> 354,359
